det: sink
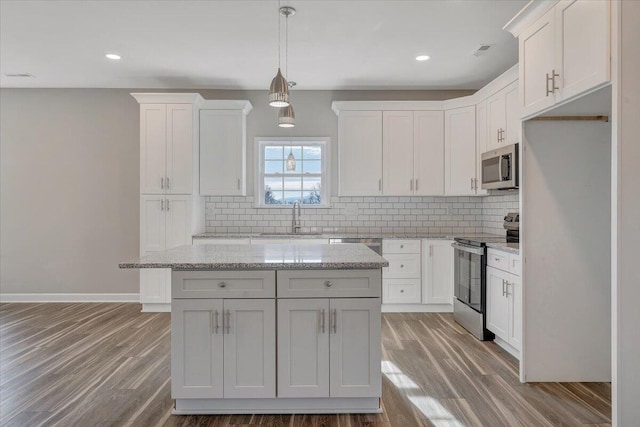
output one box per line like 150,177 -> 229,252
258,232 -> 323,236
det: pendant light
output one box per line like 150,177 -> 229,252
279,82 -> 296,128
278,7 -> 296,129
269,6 -> 296,107
286,144 -> 297,171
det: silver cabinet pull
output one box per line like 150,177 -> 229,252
212,310 -> 220,334
546,72 -> 553,96
332,309 -> 337,334
471,178 -> 474,190
166,199 -> 170,211
497,128 -> 501,142
160,199 -> 164,211
474,178 -> 478,189
551,69 -> 559,93
400,245 -> 404,249
166,176 -> 170,189
324,280 -> 333,288
505,281 -> 512,297
400,289 -> 404,293
429,245 -> 433,257
415,179 -> 418,191
320,308 -> 325,334
410,179 -> 413,191
225,310 -> 231,334
502,279 -> 506,297
218,281 -> 227,288
400,264 -> 404,268
160,177 -> 164,189
378,179 -> 382,192
237,178 -> 240,190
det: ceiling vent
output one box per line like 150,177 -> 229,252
3,73 -> 34,78
473,44 -> 494,57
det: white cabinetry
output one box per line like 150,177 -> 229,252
133,93 -> 205,313
517,0 -> 610,117
445,106 -> 478,195
338,111 -> 383,196
383,111 -> 414,196
382,240 -> 421,304
487,81 -> 520,151
414,111 -> 445,195
171,298 -> 276,399
140,103 -> 194,195
277,297 -> 381,399
486,248 -> 522,357
422,240 -> 454,305
199,102 -> 252,196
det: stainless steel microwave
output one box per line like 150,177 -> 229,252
481,143 -> 519,190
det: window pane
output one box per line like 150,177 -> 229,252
265,146 -> 283,160
303,190 -> 321,205
283,191 -> 302,204
265,160 -> 284,174
283,176 -> 302,191
265,190 -> 284,204
302,176 -> 321,190
303,160 -> 321,174
265,176 -> 283,191
303,145 -> 322,160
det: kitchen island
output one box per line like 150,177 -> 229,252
120,243 -> 388,414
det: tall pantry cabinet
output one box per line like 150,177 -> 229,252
132,93 -> 205,312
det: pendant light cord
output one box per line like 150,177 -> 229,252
278,0 -> 281,69
285,8 -> 288,78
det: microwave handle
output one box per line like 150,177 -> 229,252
501,155 -> 511,181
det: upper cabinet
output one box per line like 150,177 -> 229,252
338,111 -> 383,196
139,103 -> 194,195
487,81 -> 520,151
513,0 -> 610,118
383,111 -> 445,196
445,106 -> 477,196
199,104 -> 251,196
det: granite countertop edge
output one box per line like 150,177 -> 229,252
119,261 -> 389,270
485,242 -> 520,255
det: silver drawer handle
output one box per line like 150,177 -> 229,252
400,264 -> 404,268
320,308 -> 325,333
400,245 -> 404,248
400,289 -> 404,293
495,257 -> 500,261
218,282 -> 227,288
324,280 -> 333,287
225,310 -> 231,334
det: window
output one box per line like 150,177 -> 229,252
256,137 -> 329,207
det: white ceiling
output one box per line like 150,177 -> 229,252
0,0 -> 527,90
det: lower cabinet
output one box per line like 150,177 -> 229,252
140,268 -> 170,307
422,240 -> 454,305
277,297 -> 381,398
171,298 -> 276,399
486,265 -> 522,352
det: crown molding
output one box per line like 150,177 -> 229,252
199,99 -> 253,115
503,0 -> 559,37
130,92 -> 205,105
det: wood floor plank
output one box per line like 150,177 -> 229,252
0,303 -> 611,426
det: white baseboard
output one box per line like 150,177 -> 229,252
0,293 -> 140,303
381,303 -> 453,313
494,336 -> 521,360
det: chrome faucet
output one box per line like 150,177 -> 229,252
292,201 -> 301,234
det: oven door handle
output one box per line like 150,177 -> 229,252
451,243 -> 485,256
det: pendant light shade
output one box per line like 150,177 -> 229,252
278,104 -> 295,128
269,68 -> 289,107
286,148 -> 297,171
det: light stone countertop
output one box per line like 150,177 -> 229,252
119,243 -> 389,270
192,232 -> 508,241
486,242 -> 520,255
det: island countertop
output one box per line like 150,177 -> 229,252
119,243 -> 389,270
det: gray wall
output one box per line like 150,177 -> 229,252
0,88 -> 473,295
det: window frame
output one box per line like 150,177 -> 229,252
255,137 -> 331,208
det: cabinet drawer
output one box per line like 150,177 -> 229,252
383,279 -> 421,304
172,271 -> 275,298
487,249 -> 510,272
509,254 -> 521,276
383,239 -> 421,254
382,254 -> 421,278
277,270 -> 381,298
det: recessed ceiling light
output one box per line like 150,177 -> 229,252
416,55 -> 431,61
105,53 -> 121,60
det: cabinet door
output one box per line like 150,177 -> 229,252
200,110 -> 245,196
165,195 -> 192,250
507,273 -> 522,351
223,299 -> 276,398
445,106 -> 477,196
277,299 -> 330,398
171,299 -> 224,398
519,7 -> 557,117
140,195 -> 166,254
140,104 -> 167,194
486,266 -> 509,341
383,278 -> 421,304
383,111 -> 414,196
422,240 -> 454,305
487,91 -> 506,151
556,0 -> 610,102
139,268 -> 170,304
329,298 -> 381,398
504,81 -> 521,146
166,104 -> 193,195
414,111 -> 445,195
474,101 -> 488,196
338,111 -> 383,196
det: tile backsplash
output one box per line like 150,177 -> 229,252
205,192 -> 519,236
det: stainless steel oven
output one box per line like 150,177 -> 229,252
452,239 -> 494,341
481,143 -> 518,190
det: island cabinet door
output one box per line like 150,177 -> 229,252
277,299 -> 330,398
171,299 -> 224,399
223,299 -> 276,398
329,298 -> 382,398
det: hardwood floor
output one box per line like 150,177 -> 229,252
0,303 -> 611,426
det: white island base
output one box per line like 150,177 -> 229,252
173,398 -> 382,415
